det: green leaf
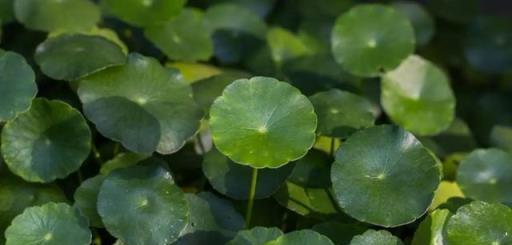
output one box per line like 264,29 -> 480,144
145,8 -> 213,62
101,0 -> 185,27
0,0 -> 14,23
331,4 -> 415,77
273,181 -> 337,217
73,175 -> 104,228
97,163 -> 188,245
227,227 -> 283,245
446,201 -> 512,245
490,125 -> 512,153
1,98 -> 91,183
14,0 -> 100,32
456,148 -> 512,205
0,174 -> 67,233
265,230 -> 334,245
381,55 -> 456,135
183,192 -> 244,236
209,76 -> 317,168
392,1 -> 435,46
309,89 -> 375,138
430,181 -> 464,210
78,53 -> 203,154
35,34 -> 126,81
331,125 -> 442,227
0,51 -> 37,121
350,230 -> 403,245
412,209 -> 450,245
100,152 -> 149,175
202,147 -> 294,200
5,202 -> 91,245
288,149 -> 330,188
167,62 -> 222,84
312,222 -> 367,245
266,27 -> 311,66
464,16 -> 512,74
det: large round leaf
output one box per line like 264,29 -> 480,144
145,8 -> 213,62
331,125 -> 442,227
5,202 -> 91,245
227,227 -> 283,245
101,0 -> 185,27
0,174 -> 67,233
309,89 -> 375,138
97,163 -> 188,245
331,4 -> 415,77
1,98 -> 91,183
209,76 -> 317,168
35,34 -> 126,81
381,55 -> 455,135
0,51 -> 37,121
265,230 -> 334,245
183,192 -> 244,236
202,147 -> 294,200
456,149 -> 512,205
78,53 -> 203,154
392,2 -> 435,46
446,201 -> 512,245
73,175 -> 104,228
464,16 -> 512,74
412,209 -> 450,245
14,0 -> 100,32
350,230 -> 403,245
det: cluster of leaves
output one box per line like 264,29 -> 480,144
0,0 -> 511,244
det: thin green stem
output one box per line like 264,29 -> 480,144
112,143 -> 120,156
91,142 -> 102,165
329,137 -> 335,157
196,133 -> 206,155
245,168 -> 259,228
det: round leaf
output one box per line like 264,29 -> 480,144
0,51 -> 37,121
331,125 -> 442,227
350,230 -> 403,245
209,76 -> 317,168
1,98 -> 91,183
5,202 -> 91,245
102,0 -> 185,27
14,0 -> 100,32
97,163 -> 188,245
145,8 -> 213,62
202,147 -> 294,200
309,89 -> 375,138
73,175 -> 104,228
457,149 -> 512,205
35,34 -> 126,81
392,2 -> 435,46
381,55 -> 456,135
78,53 -> 203,154
265,230 -> 334,245
446,201 -> 512,245
227,227 -> 283,245
331,4 -> 415,77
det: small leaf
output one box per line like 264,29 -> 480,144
73,175 -> 105,228
1,98 -> 91,183
209,76 -> 317,168
309,89 -> 375,138
5,202 -> 91,245
331,125 -> 442,227
97,163 -> 188,245
457,148 -> 512,205
101,0 -> 185,27
78,53 -> 203,154
446,201 -> 512,245
266,27 -> 311,66
265,230 -> 334,245
381,55 -> 456,135
331,4 -> 415,77
0,51 -> 37,121
202,147 -> 294,200
14,0 -> 100,32
350,230 -> 403,245
35,34 -> 126,81
227,227 -> 283,245
145,8 -> 213,62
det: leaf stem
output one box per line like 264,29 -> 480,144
196,133 -> 206,155
112,143 -> 120,156
245,167 -> 259,228
91,142 -> 102,165
330,137 -> 335,157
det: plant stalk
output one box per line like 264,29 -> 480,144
245,168 -> 259,228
